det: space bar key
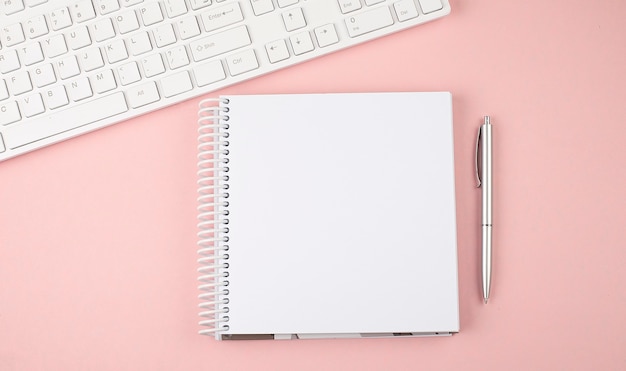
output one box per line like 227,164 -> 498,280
4,93 -> 128,150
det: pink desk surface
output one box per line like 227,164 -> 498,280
2,0 -> 626,370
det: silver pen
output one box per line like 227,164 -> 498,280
476,116 -> 493,304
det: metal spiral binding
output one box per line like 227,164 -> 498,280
197,97 -> 231,339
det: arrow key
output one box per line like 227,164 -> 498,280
314,24 -> 339,48
282,7 -> 306,32
265,39 -> 290,63
289,31 -> 314,56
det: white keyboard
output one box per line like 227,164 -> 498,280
0,0 -> 450,161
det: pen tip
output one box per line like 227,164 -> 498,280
484,298 -> 488,304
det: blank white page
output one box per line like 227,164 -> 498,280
221,92 -> 458,336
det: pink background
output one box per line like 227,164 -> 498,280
2,0 -> 626,369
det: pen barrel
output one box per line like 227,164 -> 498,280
482,225 -> 492,299
480,122 -> 492,224
480,118 -> 493,302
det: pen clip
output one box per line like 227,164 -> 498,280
475,125 -> 482,188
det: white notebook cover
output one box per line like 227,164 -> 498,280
197,92 -> 458,340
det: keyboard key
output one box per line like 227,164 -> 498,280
161,71 -> 193,97
344,6 -> 393,37
31,63 -> 57,87
92,18 -> 116,42
67,26 -> 92,50
68,77 -> 93,101
163,0 -> 188,18
105,39 -> 129,63
394,0 -> 418,21
121,0 -> 143,6
31,89 -> 53,111
19,42 -> 44,66
200,2 -> 243,32
0,101 -> 22,126
57,55 -> 80,79
126,81 -> 160,108
117,61 -> 141,85
0,50 -> 22,74
8,71 -> 33,95
265,39 -> 289,63
364,0 -> 385,4
3,92 -> 129,149
418,0 -> 443,14
290,31 -> 314,55
128,32 -> 152,56
166,45 -> 190,69
44,85 -> 69,109
190,26 -> 251,62
0,81 -> 9,100
282,8 -> 306,31
226,49 -> 259,76
141,54 -> 165,77
42,34 -> 68,58
21,93 -> 45,117
140,2 -> 164,26
71,0 -> 97,22
91,69 -> 117,93
189,0 -> 211,10
251,0 -> 274,16
27,0 -> 46,6
177,16 -> 201,40
26,15 -> 49,38
97,0 -> 121,15
0,134 -> 4,152
2,24 -> 26,47
153,24 -> 176,47
193,60 -> 226,87
78,47 -> 105,72
337,0 -> 361,14
3,0 -> 25,15
314,24 -> 339,47
50,7 -> 73,31
277,0 -> 298,7
116,10 -> 140,34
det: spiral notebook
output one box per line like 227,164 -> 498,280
197,92 -> 459,340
